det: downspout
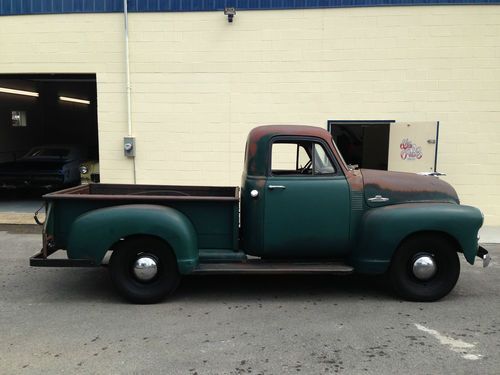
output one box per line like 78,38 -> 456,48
123,0 -> 136,183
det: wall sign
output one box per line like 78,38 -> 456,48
400,138 -> 422,160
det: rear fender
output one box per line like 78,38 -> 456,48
67,204 -> 198,274
350,203 -> 483,274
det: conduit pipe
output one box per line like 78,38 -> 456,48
123,0 -> 136,183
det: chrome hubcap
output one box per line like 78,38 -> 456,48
133,254 -> 158,282
412,254 -> 437,281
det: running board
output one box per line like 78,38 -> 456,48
192,260 -> 354,275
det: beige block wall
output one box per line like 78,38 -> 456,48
0,6 -> 499,224
0,13 -> 135,183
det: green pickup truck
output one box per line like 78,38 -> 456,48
31,125 -> 490,303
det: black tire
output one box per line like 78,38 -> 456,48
109,236 -> 180,304
389,234 -> 460,302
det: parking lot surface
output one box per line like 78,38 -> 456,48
1,225 -> 499,374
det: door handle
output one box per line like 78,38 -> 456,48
417,171 -> 446,177
367,195 -> 389,202
268,185 -> 286,190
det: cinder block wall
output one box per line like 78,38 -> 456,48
0,13 -> 133,182
0,6 -> 499,224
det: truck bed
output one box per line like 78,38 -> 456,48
44,183 -> 240,252
46,183 -> 238,201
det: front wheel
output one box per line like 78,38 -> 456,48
389,234 -> 460,302
109,236 -> 180,304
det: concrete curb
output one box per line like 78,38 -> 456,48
479,226 -> 500,244
0,212 -> 45,225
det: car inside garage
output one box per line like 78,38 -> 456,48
0,74 -> 98,219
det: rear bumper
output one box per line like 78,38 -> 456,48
30,249 -> 96,267
477,246 -> 491,268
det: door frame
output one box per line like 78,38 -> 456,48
327,120 -> 394,171
263,135 -> 351,257
266,135 -> 345,178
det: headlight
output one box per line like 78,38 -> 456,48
79,165 -> 88,174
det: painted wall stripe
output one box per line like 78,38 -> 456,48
0,0 -> 499,16
414,324 -> 483,361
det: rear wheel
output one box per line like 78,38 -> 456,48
389,234 -> 460,302
109,236 -> 180,304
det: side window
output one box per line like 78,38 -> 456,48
313,143 -> 336,175
271,142 -> 311,175
271,140 -> 336,176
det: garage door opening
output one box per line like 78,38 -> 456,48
329,120 -> 392,170
0,74 -> 98,217
329,120 -> 439,173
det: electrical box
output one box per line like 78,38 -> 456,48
124,136 -> 135,157
11,111 -> 27,127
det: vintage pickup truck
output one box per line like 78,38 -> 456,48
31,125 -> 490,303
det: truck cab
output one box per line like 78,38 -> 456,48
241,125 -> 351,258
31,125 -> 490,304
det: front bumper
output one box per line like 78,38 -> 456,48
477,246 -> 491,268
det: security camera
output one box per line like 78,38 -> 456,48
224,7 -> 236,23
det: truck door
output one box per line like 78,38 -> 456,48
263,138 -> 350,258
388,121 -> 439,173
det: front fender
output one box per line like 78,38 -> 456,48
350,203 -> 483,274
67,204 -> 198,274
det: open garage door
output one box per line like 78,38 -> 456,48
329,120 -> 439,173
387,121 -> 439,173
0,74 -> 99,220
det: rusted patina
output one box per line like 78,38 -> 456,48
346,168 -> 363,192
362,168 -> 459,206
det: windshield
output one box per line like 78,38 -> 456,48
312,143 -> 335,174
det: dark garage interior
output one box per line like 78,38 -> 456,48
329,121 -> 391,171
0,74 -> 98,212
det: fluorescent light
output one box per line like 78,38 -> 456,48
59,96 -> 90,105
0,87 -> 39,97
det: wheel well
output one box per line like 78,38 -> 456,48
109,234 -> 173,254
397,230 -> 461,254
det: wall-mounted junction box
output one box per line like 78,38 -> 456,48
124,136 -> 135,157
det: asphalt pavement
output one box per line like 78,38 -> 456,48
1,225 -> 499,374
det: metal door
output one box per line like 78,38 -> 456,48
263,176 -> 351,258
263,140 -> 351,258
388,121 -> 439,173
